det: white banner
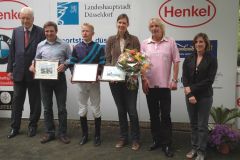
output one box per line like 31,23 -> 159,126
0,0 -> 238,122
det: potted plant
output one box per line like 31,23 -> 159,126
210,105 -> 240,124
208,124 -> 240,154
208,105 -> 240,154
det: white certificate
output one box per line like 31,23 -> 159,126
100,66 -> 126,81
72,64 -> 98,82
34,60 -> 59,80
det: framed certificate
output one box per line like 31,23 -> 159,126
72,64 -> 99,82
34,59 -> 59,80
100,66 -> 126,81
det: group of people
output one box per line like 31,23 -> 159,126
6,6 -> 217,160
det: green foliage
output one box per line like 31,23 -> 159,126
210,105 -> 240,124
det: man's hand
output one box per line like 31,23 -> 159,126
57,64 -> 66,72
29,64 -> 35,73
170,81 -> 177,90
7,72 -> 13,80
142,79 -> 149,94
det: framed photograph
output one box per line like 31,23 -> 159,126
72,64 -> 99,82
34,59 -> 59,80
100,66 -> 126,81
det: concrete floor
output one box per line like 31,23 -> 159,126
0,118 -> 239,160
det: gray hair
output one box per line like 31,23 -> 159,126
20,7 -> 34,17
148,18 -> 165,36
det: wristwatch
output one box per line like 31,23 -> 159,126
172,78 -> 179,83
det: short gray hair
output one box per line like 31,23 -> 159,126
20,7 -> 34,17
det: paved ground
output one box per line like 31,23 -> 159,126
0,118 -> 239,160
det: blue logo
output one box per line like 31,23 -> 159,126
0,35 -> 11,64
57,2 -> 79,25
176,40 -> 217,58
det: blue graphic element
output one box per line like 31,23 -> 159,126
176,40 -> 217,58
57,2 -> 79,25
0,50 -> 8,58
0,41 -> 9,59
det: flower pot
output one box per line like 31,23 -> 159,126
217,143 -> 230,154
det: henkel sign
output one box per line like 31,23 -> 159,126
159,0 -> 216,28
0,0 -> 27,30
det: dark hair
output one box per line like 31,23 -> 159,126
117,13 -> 129,25
43,21 -> 58,32
193,32 -> 210,52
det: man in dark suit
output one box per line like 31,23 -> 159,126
6,7 -> 45,138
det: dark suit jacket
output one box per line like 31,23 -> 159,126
7,25 -> 45,82
182,52 -> 218,99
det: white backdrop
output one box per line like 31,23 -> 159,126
0,0 -> 239,123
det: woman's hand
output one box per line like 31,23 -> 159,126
184,86 -> 191,95
189,96 -> 197,104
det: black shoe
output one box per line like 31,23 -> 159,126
40,134 -> 55,144
79,135 -> 88,145
162,145 -> 174,157
94,136 -> 101,146
28,127 -> 37,137
149,141 -> 161,151
162,146 -> 174,157
7,129 -> 19,139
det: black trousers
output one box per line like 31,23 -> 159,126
11,80 -> 41,130
146,88 -> 172,145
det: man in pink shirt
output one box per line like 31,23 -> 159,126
141,18 -> 180,157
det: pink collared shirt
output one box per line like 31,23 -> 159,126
141,37 -> 180,88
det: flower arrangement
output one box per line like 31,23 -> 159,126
117,49 -> 150,89
209,124 -> 240,148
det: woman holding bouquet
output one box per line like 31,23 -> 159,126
182,33 -> 218,160
105,13 -> 141,151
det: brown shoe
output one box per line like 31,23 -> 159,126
115,139 -> 128,148
131,141 -> 140,151
59,135 -> 70,144
40,134 -> 55,144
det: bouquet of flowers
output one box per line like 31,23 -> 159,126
117,49 -> 150,90
209,124 -> 240,150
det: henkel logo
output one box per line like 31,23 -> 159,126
159,0 -> 216,28
0,0 -> 28,30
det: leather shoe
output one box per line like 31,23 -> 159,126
94,136 -> 101,146
28,127 -> 37,137
40,134 -> 55,144
162,145 -> 174,157
7,129 -> 19,139
59,135 -> 70,144
115,138 -> 128,148
149,141 -> 161,151
132,141 -> 141,151
79,135 -> 88,145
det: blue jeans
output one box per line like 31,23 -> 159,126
109,82 -> 140,141
186,96 -> 213,153
40,73 -> 67,136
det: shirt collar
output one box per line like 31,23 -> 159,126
24,25 -> 33,32
147,36 -> 168,44
44,37 -> 61,45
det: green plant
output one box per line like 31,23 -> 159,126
210,105 -> 240,124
